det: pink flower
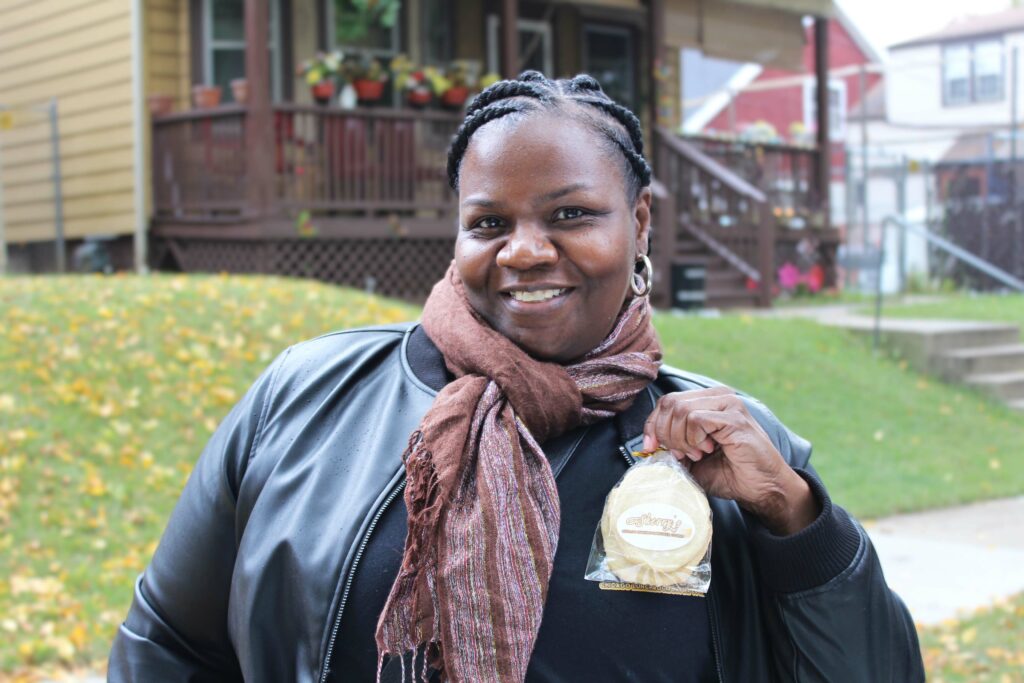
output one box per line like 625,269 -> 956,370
778,262 -> 801,291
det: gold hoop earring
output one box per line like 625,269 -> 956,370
631,254 -> 653,297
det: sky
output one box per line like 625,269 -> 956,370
839,0 -> 1015,57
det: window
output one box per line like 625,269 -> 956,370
803,79 -> 846,141
203,0 -> 282,102
582,25 -> 637,114
420,0 -> 452,66
331,0 -> 401,57
943,39 -> 1004,106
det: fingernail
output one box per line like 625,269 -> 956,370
643,434 -> 654,451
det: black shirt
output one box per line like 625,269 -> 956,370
332,328 -> 716,682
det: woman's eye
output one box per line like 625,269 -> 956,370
468,216 -> 504,231
554,207 -> 587,221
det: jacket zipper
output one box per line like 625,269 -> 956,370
318,477 -> 407,683
617,445 -> 725,683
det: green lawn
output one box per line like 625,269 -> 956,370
2,275 -> 1022,676
919,591 -> 1024,682
654,313 -> 1024,517
870,293 -> 1024,334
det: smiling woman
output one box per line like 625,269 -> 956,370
109,73 -> 924,683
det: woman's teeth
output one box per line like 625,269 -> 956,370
509,288 -> 566,303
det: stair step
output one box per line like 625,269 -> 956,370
1008,399 -> 1024,412
963,370 -> 1024,401
937,344 -> 1024,379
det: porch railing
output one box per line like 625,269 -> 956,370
152,105 -> 463,220
152,106 -> 248,218
681,133 -> 821,227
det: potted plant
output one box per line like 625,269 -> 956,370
298,51 -> 343,105
335,0 -> 401,44
230,78 -> 249,104
347,55 -> 388,103
147,93 -> 175,117
426,62 -> 473,109
191,84 -> 222,109
391,54 -> 431,108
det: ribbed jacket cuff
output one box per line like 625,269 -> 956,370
745,468 -> 863,594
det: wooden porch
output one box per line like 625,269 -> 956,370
150,0 -> 839,308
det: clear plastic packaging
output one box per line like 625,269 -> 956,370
585,450 -> 712,596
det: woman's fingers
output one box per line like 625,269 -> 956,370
643,387 -> 741,460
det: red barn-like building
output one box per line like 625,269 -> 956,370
683,3 -> 881,171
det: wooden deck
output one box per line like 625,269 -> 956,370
150,106 -> 837,308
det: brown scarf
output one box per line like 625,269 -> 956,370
376,263 -> 662,682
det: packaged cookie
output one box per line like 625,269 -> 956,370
585,450 -> 712,596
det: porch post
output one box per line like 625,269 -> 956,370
648,0 -> 665,130
245,0 -> 275,218
813,16 -> 831,225
501,0 -> 519,78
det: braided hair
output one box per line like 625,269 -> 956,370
447,71 -> 652,202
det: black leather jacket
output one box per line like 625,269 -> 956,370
109,324 -> 924,682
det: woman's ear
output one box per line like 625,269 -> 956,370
633,187 -> 653,256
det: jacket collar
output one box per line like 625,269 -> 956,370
404,324 -> 654,453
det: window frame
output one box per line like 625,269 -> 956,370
802,77 -> 847,142
202,0 -> 283,102
941,38 -> 1005,108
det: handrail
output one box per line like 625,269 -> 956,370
682,219 -> 762,283
153,104 -> 247,124
682,132 -> 817,156
655,126 -> 766,203
274,103 -> 464,123
872,214 -> 1024,349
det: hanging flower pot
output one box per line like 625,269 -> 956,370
311,80 -> 336,105
440,85 -> 469,109
353,78 -> 386,103
406,87 -> 431,108
230,78 -> 249,104
191,85 -> 222,109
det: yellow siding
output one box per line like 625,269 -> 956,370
0,0 -> 136,245
146,0 -> 190,110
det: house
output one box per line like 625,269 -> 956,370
0,0 -> 838,309
886,7 -> 1024,284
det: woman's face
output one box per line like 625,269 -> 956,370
455,111 -> 652,363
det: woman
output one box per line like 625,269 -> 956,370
110,73 -> 924,682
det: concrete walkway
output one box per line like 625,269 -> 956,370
866,496 -> 1024,625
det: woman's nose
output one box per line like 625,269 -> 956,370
496,222 -> 558,270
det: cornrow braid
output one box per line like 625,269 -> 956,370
446,99 -> 539,190
446,71 -> 652,201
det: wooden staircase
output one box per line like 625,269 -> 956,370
650,128 -> 775,311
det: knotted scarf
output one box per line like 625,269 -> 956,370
376,263 -> 662,682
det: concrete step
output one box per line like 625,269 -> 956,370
936,343 -> 1024,380
822,316 -> 1021,374
706,288 -> 759,309
964,371 -> 1024,402
1009,399 -> 1024,412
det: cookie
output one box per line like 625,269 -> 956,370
600,461 -> 712,587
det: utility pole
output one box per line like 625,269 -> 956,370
48,98 -> 66,273
859,63 -> 870,252
0,131 -> 6,276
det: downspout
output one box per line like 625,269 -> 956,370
130,0 -> 149,274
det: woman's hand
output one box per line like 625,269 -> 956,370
642,386 -> 819,536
